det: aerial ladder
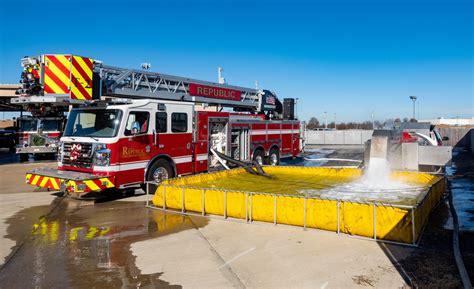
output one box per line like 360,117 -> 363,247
13,54 -> 283,116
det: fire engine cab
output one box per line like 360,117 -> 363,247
18,54 -> 302,197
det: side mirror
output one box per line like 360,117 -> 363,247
442,136 -> 449,141
131,121 -> 140,135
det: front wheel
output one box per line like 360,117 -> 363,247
144,159 -> 174,194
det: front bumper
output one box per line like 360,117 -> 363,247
26,167 -> 115,193
17,146 -> 57,154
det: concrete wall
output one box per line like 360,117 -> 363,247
305,130 -> 373,145
305,127 -> 474,148
438,127 -> 473,148
419,118 -> 474,126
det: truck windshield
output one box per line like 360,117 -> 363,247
64,109 -> 122,138
42,119 -> 61,131
19,119 -> 38,132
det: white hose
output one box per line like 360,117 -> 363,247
210,148 -> 230,170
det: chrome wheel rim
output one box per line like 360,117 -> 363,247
152,167 -> 169,182
255,155 -> 264,166
270,153 -> 278,165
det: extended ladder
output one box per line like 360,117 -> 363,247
97,64 -> 265,111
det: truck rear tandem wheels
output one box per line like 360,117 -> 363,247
17,54 -> 303,197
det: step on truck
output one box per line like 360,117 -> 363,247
16,54 -> 303,197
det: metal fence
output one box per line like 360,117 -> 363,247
145,177 -> 445,247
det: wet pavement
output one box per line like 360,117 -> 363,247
0,150 -> 56,165
446,149 -> 474,232
0,198 -> 202,288
282,145 -> 365,167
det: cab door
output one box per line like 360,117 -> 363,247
154,103 -> 193,175
118,110 -> 152,185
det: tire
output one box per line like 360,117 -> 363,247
252,149 -> 265,166
19,154 -> 29,162
144,159 -> 174,194
266,148 -> 280,166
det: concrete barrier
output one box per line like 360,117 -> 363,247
438,127 -> 473,148
305,127 -> 473,148
305,130 -> 373,145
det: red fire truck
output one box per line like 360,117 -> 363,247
12,59 -> 69,161
21,54 -> 303,197
15,114 -> 66,161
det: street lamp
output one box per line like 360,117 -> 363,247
324,111 -> 327,129
409,96 -> 417,120
295,98 -> 299,120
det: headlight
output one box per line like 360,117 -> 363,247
93,148 -> 111,166
93,143 -> 107,151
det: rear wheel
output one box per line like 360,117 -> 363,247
252,149 -> 265,166
267,148 -> 280,166
144,159 -> 174,194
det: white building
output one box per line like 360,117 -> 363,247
419,117 -> 474,126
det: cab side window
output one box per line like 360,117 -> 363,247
156,112 -> 167,133
171,113 -> 187,133
125,111 -> 149,136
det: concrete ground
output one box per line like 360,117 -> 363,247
132,217 -> 409,288
0,148 -> 471,288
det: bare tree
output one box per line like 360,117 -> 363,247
306,117 -> 320,129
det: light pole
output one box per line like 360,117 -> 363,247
294,98 -> 299,120
371,111 -> 375,129
324,111 -> 327,129
409,96 -> 417,120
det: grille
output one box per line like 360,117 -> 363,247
62,142 -> 93,168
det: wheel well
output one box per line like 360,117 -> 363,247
269,145 -> 279,154
252,146 -> 265,158
144,155 -> 176,181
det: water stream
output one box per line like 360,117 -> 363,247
301,157 -> 425,205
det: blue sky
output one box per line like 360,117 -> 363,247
0,0 -> 472,122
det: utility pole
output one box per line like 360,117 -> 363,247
371,111 -> 375,129
417,102 -> 420,120
295,98 -> 299,120
324,111 -> 327,129
409,96 -> 417,120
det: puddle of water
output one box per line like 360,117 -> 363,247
442,150 -> 474,232
281,148 -> 334,167
0,199 -> 208,288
